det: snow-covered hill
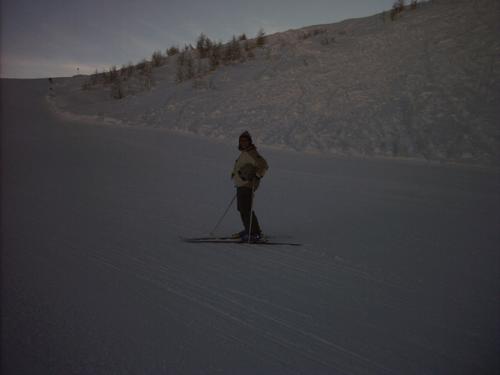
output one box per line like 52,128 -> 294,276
50,0 -> 500,165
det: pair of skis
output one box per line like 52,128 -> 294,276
191,186 -> 301,246
181,235 -> 302,247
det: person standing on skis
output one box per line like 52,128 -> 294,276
231,131 -> 269,242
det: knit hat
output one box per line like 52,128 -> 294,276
239,131 -> 252,143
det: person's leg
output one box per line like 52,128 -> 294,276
250,211 -> 262,235
237,187 -> 262,235
237,187 -> 252,234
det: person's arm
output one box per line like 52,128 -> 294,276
231,159 -> 238,179
253,152 -> 268,179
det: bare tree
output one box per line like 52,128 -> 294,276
89,69 -> 100,85
122,62 -> 135,78
106,66 -> 119,84
111,77 -> 125,99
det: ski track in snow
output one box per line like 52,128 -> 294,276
2,79 -> 499,374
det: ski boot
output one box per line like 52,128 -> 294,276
241,232 -> 264,243
231,230 -> 247,239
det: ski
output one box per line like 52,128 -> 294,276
183,234 -> 290,241
180,237 -> 302,246
181,234 -> 291,241
185,235 -> 239,241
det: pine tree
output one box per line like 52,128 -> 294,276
196,33 -> 213,59
223,36 -> 241,63
256,28 -> 266,47
167,46 -> 180,56
209,42 -> 223,70
152,50 -> 164,67
176,52 -> 185,82
185,53 -> 195,79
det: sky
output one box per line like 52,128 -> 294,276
1,0 -> 397,79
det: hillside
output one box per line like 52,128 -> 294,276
50,0 -> 500,164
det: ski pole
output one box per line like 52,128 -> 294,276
209,192 -> 237,236
247,180 -> 256,243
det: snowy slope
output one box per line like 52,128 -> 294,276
2,78 -> 500,374
50,0 -> 500,165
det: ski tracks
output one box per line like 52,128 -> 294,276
72,235 -> 400,374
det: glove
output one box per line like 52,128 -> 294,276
252,175 -> 261,185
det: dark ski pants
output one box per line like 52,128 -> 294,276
237,187 -> 261,235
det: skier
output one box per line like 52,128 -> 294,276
231,131 -> 269,242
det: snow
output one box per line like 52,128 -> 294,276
2,1 -> 500,373
2,77 -> 499,374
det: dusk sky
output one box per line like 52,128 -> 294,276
1,0 -> 396,79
